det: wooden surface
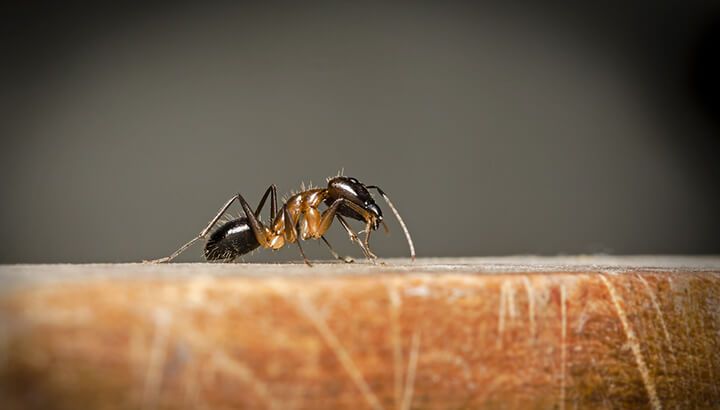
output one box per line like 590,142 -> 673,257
0,256 -> 719,409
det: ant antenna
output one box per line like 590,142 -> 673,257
366,185 -> 415,261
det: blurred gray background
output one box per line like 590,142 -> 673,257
2,1 -> 719,263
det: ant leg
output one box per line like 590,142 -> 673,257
336,215 -> 377,262
283,206 -> 311,266
147,187 -> 276,264
235,192 -> 272,248
317,198 -> 373,234
320,236 -> 354,263
145,195 -> 244,263
253,184 -> 278,222
315,198 -> 377,260
362,220 -> 377,259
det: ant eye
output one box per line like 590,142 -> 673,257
349,178 -> 358,183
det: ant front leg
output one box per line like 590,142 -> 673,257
337,215 -> 378,260
318,199 -> 378,262
361,219 -> 377,259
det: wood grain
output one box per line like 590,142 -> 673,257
0,256 -> 719,409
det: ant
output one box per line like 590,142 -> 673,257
147,175 -> 415,266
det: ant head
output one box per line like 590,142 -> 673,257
326,176 -> 383,229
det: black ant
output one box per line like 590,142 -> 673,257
147,175 -> 415,266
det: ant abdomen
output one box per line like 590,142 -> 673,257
203,218 -> 260,261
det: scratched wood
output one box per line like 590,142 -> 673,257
0,257 -> 719,409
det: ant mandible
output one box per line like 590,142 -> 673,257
148,175 -> 415,266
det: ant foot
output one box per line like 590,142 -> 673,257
143,257 -> 170,264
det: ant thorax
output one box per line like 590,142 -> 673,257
285,188 -> 327,211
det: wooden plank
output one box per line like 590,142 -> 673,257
0,256 -> 719,409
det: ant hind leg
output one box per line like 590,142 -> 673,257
146,185 -> 277,263
145,194 -> 243,263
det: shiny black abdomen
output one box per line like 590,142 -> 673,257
203,218 -> 261,261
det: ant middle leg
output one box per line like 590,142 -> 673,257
320,236 -> 354,263
253,184 -> 278,223
282,206 -> 311,266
